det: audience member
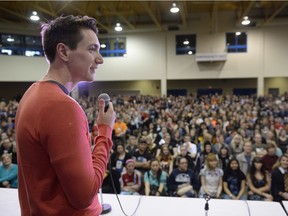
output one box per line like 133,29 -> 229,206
199,153 -> 223,198
144,159 -> 168,196
271,153 -> 288,202
247,157 -> 273,201
0,138 -> 17,164
178,135 -> 197,158
120,159 -> 142,195
262,144 -> 279,173
113,115 -> 128,142
213,134 -> 230,154
277,128 -> 288,154
126,135 -> 137,156
175,143 -> 201,176
132,136 -> 152,175
110,142 -> 132,174
167,157 -> 199,197
0,153 -> 18,188
157,144 -> 174,175
145,136 -> 158,158
218,146 -> 231,172
199,141 -> 215,169
252,133 -> 267,158
102,163 -> 121,194
237,141 -> 255,175
154,126 -> 169,146
222,157 -> 246,200
230,134 -> 244,156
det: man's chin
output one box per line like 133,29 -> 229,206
85,75 -> 95,82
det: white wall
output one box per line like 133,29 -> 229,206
95,32 -> 166,81
0,56 -> 48,81
264,26 -> 288,77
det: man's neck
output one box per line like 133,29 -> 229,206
42,65 -> 77,93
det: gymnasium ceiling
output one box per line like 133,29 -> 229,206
0,1 -> 288,34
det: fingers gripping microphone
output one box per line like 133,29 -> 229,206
97,93 -> 112,214
98,93 -> 110,112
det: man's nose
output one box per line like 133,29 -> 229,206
95,53 -> 104,64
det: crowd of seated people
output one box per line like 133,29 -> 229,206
1,93 -> 288,203
0,99 -> 18,188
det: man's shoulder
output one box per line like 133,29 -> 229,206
236,152 -> 245,159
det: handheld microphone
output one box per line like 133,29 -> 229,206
98,93 -> 110,112
97,93 -> 112,214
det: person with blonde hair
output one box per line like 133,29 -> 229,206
271,153 -> 288,202
230,133 -> 244,156
199,153 -> 223,198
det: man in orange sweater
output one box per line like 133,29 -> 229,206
15,15 -> 116,216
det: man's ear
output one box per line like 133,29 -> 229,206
56,43 -> 69,62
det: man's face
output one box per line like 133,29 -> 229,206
254,134 -> 262,144
138,142 -> 147,151
3,139 -> 11,149
180,146 -> 187,156
66,29 -> 103,82
243,142 -> 252,153
179,158 -> 188,171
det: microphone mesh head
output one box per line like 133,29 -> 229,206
98,93 -> 110,112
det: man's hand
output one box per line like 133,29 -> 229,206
97,99 -> 116,128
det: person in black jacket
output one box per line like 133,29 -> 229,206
271,153 -> 288,202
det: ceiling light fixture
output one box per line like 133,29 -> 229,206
241,16 -> 250,25
115,23 -> 123,32
170,3 -> 179,13
235,32 -> 241,36
30,11 -> 40,21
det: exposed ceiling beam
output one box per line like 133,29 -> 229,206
140,1 -> 163,31
56,1 -> 72,14
260,2 -> 288,27
109,4 -> 136,30
48,1 -> 56,16
0,17 -> 14,24
237,1 -> 255,25
179,1 -> 188,28
68,3 -> 111,32
0,6 -> 29,21
30,3 -> 58,18
210,2 -> 218,34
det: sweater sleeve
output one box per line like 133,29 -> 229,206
41,99 -> 112,209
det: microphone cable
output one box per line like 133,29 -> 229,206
108,157 -> 143,216
244,200 -> 251,216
